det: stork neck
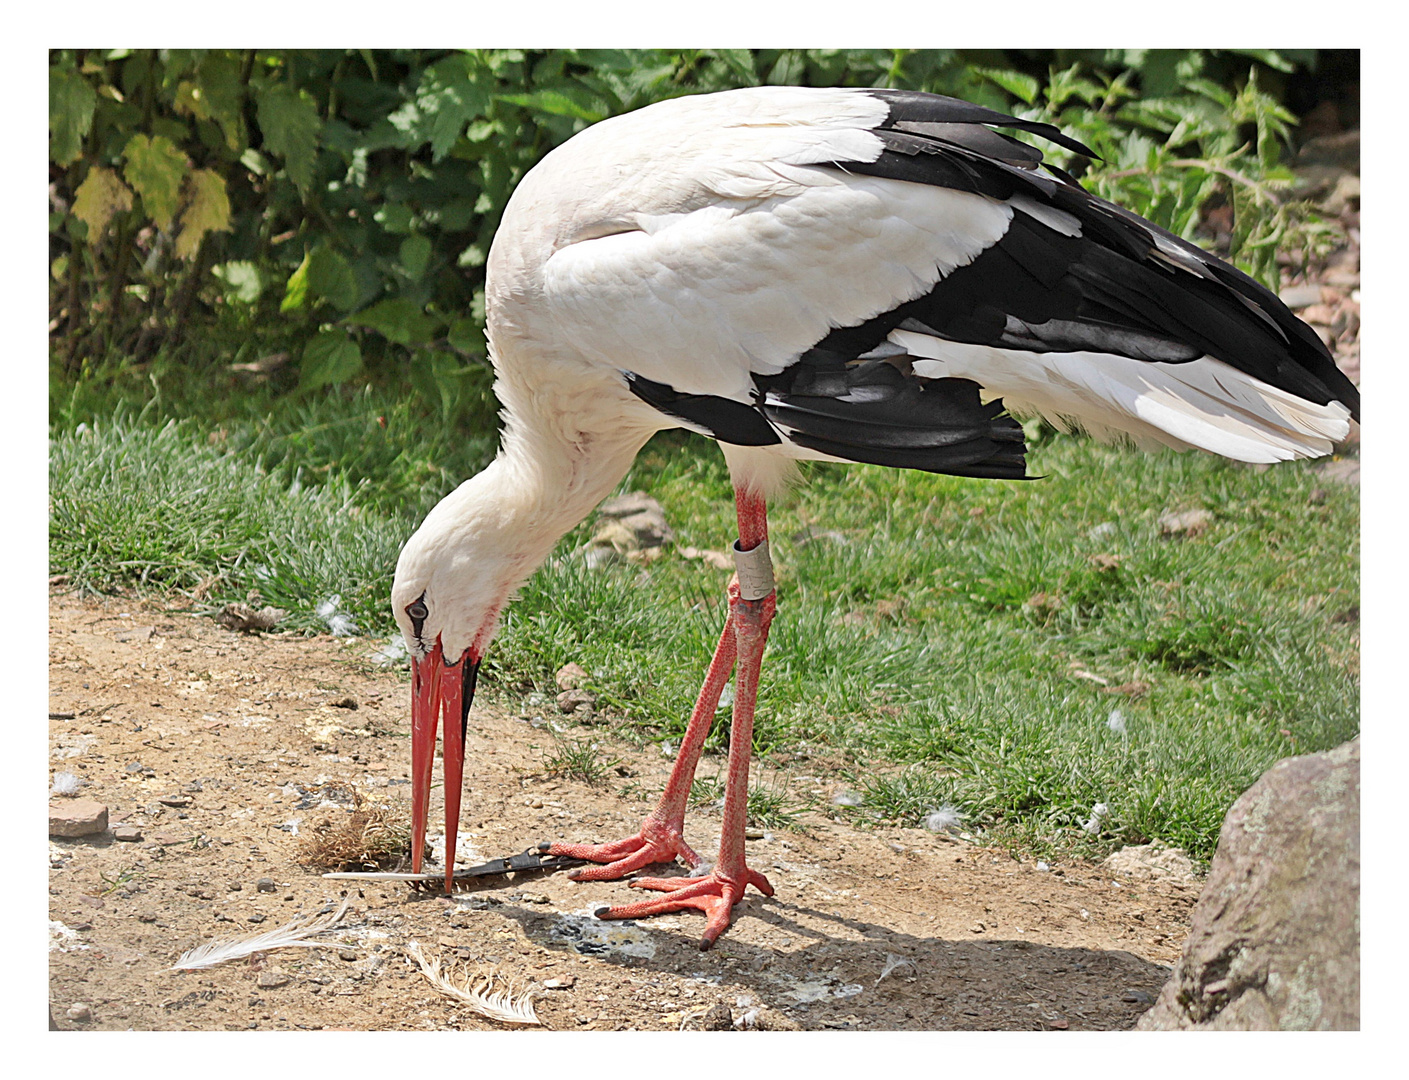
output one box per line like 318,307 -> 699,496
497,406 -> 649,535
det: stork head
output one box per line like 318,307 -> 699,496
390,472 -> 528,891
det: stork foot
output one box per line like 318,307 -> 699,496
547,822 -> 704,882
594,867 -> 774,950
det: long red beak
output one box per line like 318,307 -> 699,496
410,639 -> 480,891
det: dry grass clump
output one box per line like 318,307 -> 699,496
295,788 -> 414,872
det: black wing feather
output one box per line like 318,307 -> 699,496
623,88 -> 1356,482
826,90 -> 1360,420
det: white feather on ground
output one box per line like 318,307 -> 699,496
875,952 -> 918,986
172,895 -> 353,970
405,941 -> 542,1026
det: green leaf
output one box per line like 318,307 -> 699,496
496,88 -> 607,122
175,169 -> 232,259
300,332 -> 363,390
399,234 -> 432,280
71,166 -> 134,241
373,203 -> 414,235
194,51 -> 248,152
173,52 -> 248,153
122,133 -> 189,231
1227,49 -> 1295,73
50,66 -> 97,166
280,251 -> 311,313
404,54 -> 492,162
212,261 -> 263,304
447,317 -> 483,354
345,297 -> 441,346
257,84 -> 322,192
307,245 -> 359,312
977,68 -> 1040,106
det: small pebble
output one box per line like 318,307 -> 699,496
555,662 -> 589,691
338,949 -> 359,961
257,972 -> 291,989
248,913 -> 267,924
256,877 -> 276,893
113,825 -> 143,843
701,1002 -> 733,1030
65,1003 -> 93,1023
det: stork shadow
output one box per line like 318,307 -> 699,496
485,884 -> 1169,1031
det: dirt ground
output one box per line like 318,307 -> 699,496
48,588 -> 1199,1032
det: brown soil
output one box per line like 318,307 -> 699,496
47,588 -> 1198,1032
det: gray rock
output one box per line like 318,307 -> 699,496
1100,842 -> 1198,886
700,1002 -> 734,1030
596,492 -> 673,547
1138,738 -> 1359,1030
1278,283 -> 1325,309
48,799 -> 108,837
215,603 -> 286,632
555,662 -> 589,691
557,688 -> 596,714
1158,508 -> 1214,537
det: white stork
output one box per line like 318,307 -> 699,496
390,85 -> 1358,948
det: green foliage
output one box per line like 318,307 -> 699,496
1014,64 -> 1335,288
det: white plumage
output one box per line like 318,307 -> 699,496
390,85 -> 1358,947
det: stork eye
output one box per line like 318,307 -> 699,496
406,599 -> 429,622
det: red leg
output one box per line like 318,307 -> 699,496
547,616 -> 735,879
594,487 -> 776,949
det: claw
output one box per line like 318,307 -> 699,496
548,822 -> 703,882
595,867 -> 773,949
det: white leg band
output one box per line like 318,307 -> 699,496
732,538 -> 775,601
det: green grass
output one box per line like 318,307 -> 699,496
540,735 -> 621,787
48,399 -> 1359,862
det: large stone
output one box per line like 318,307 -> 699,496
1138,738 -> 1359,1030
48,799 -> 109,838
